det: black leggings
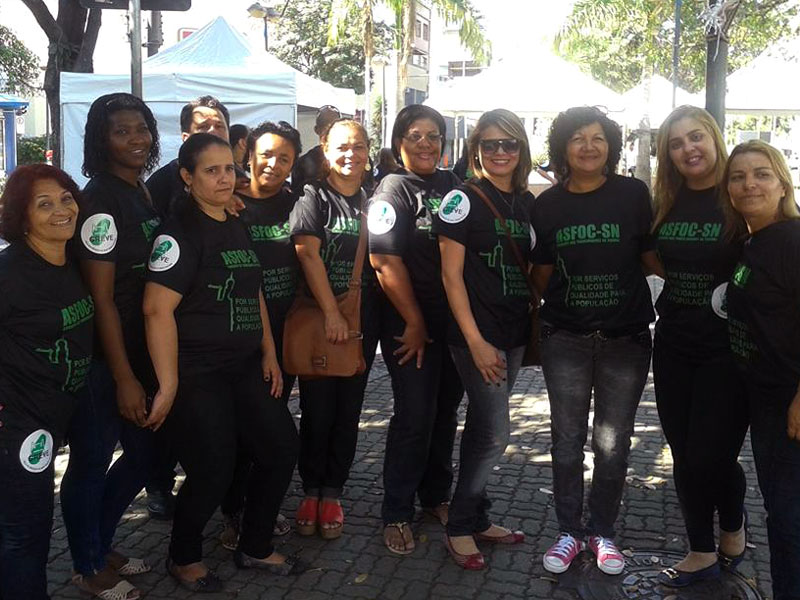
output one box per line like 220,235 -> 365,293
167,355 -> 298,564
653,336 -> 749,552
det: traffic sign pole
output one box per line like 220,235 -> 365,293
130,0 -> 143,98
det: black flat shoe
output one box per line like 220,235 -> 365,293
166,557 -> 223,593
233,551 -> 309,575
657,562 -> 720,588
719,508 -> 748,572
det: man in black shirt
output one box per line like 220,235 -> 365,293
146,96 -> 231,218
290,105 -> 341,195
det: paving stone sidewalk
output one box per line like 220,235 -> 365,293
47,356 -> 772,599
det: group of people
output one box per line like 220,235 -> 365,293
0,91 -> 798,600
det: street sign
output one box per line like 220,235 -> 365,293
79,0 -> 191,10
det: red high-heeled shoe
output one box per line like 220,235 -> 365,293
295,497 -> 318,536
318,498 -> 344,540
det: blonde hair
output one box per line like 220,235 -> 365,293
467,108 -> 532,194
653,105 -> 728,231
720,139 -> 799,238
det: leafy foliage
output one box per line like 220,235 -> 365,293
271,0 -> 393,94
0,25 -> 40,95
17,136 -> 49,166
557,0 -> 800,93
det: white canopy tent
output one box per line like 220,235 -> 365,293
620,75 -> 702,129
60,17 -> 356,184
726,41 -> 800,116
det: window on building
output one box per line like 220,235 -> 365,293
416,19 -> 422,39
447,60 -> 484,78
422,22 -> 429,41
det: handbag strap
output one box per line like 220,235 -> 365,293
466,182 -> 539,301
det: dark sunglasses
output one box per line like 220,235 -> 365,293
479,138 -> 521,154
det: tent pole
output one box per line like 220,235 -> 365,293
130,0 -> 143,98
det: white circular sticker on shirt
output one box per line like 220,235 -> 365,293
438,190 -> 471,224
19,429 -> 54,473
367,201 -> 397,235
529,224 -> 537,251
80,213 -> 118,254
711,282 -> 728,319
148,234 -> 180,272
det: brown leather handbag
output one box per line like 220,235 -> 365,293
282,215 -> 368,378
467,183 -> 541,366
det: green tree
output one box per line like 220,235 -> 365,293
0,26 -> 40,96
21,0 -> 102,168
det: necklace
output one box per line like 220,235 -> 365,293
487,182 -> 516,213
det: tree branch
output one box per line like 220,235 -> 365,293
74,8 -> 101,72
20,0 -> 61,42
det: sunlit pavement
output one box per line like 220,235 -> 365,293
47,357 -> 770,599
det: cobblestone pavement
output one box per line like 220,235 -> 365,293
47,356 -> 771,599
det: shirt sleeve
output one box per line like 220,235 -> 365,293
289,185 -> 327,240
432,186 -> 472,246
634,180 -> 657,253
530,193 -> 556,265
75,182 -> 122,263
367,177 -> 411,256
780,225 -> 800,299
145,224 -> 198,296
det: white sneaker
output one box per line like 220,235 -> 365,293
543,533 -> 583,574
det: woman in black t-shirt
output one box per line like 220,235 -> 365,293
722,140 -> 800,600
289,119 -> 380,540
434,109 -> 533,569
368,105 -> 463,554
651,106 -> 748,587
0,165 -> 94,600
531,107 -> 656,577
63,93 -> 161,600
144,134 -> 302,591
219,121 -> 303,547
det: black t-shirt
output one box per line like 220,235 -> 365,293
0,244 -> 94,442
654,186 -> 741,357
726,219 -> 800,388
531,174 -> 656,333
432,178 -> 534,350
146,203 -> 264,376
75,172 -> 160,388
368,169 -> 462,310
145,159 -> 189,218
289,181 -> 374,296
238,187 -> 300,323
290,145 -> 325,196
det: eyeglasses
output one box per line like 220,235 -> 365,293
479,138 -> 521,154
403,132 -> 443,145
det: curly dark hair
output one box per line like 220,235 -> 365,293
245,120 -> 302,166
179,95 -> 230,133
390,104 -> 447,163
82,93 -> 161,178
1,164 -> 82,243
547,106 -> 622,179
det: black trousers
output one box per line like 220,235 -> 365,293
167,354 -> 298,564
653,335 -> 749,552
381,301 -> 463,524
297,294 -> 380,498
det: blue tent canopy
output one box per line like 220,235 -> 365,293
0,93 -> 30,175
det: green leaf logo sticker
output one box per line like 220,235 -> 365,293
732,263 -> 751,288
148,234 -> 181,272
80,213 -> 118,254
439,189 -> 471,224
19,429 -> 54,473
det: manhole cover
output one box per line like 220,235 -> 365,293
550,550 -> 761,600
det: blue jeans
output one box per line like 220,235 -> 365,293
446,345 -> 524,537
60,361 -> 157,575
0,436 -> 54,600
540,326 -> 651,539
381,303 -> 464,524
747,383 -> 800,600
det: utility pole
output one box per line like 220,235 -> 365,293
147,10 -> 163,57
130,0 -> 143,97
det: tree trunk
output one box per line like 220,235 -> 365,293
21,0 -> 101,168
396,0 -> 415,111
635,69 -> 652,191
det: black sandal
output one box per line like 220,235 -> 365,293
165,557 -> 223,593
233,551 -> 309,575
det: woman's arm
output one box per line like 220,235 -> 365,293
439,236 -> 505,384
641,250 -> 665,278
788,383 -> 800,442
81,260 -> 147,426
371,253 -> 430,368
142,281 -> 181,431
258,291 -> 283,398
294,234 -> 349,344
531,264 -> 554,297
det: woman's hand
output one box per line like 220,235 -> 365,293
324,308 -> 350,344
144,386 -> 176,431
468,337 -> 506,385
394,320 -> 432,368
225,195 -> 246,217
116,376 -> 148,427
262,352 -> 284,398
788,389 -> 800,442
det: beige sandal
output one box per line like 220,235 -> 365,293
116,557 -> 151,576
384,522 -> 415,555
72,574 -> 140,600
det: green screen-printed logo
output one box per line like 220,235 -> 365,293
141,217 -> 161,242
208,271 -> 236,331
330,216 -> 361,235
658,221 -> 722,242
731,263 -> 751,288
249,222 -> 291,242
80,213 -> 118,254
151,239 -> 172,262
19,429 -> 54,473
35,338 -> 72,391
221,249 -> 260,269
61,296 -> 95,331
555,223 -> 620,247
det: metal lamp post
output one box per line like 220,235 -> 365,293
247,2 -> 275,51
372,55 -> 389,148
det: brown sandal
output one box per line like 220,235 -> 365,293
423,502 -> 449,526
384,522 -> 415,555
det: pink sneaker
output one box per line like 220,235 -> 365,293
543,533 -> 583,573
588,535 -> 625,575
